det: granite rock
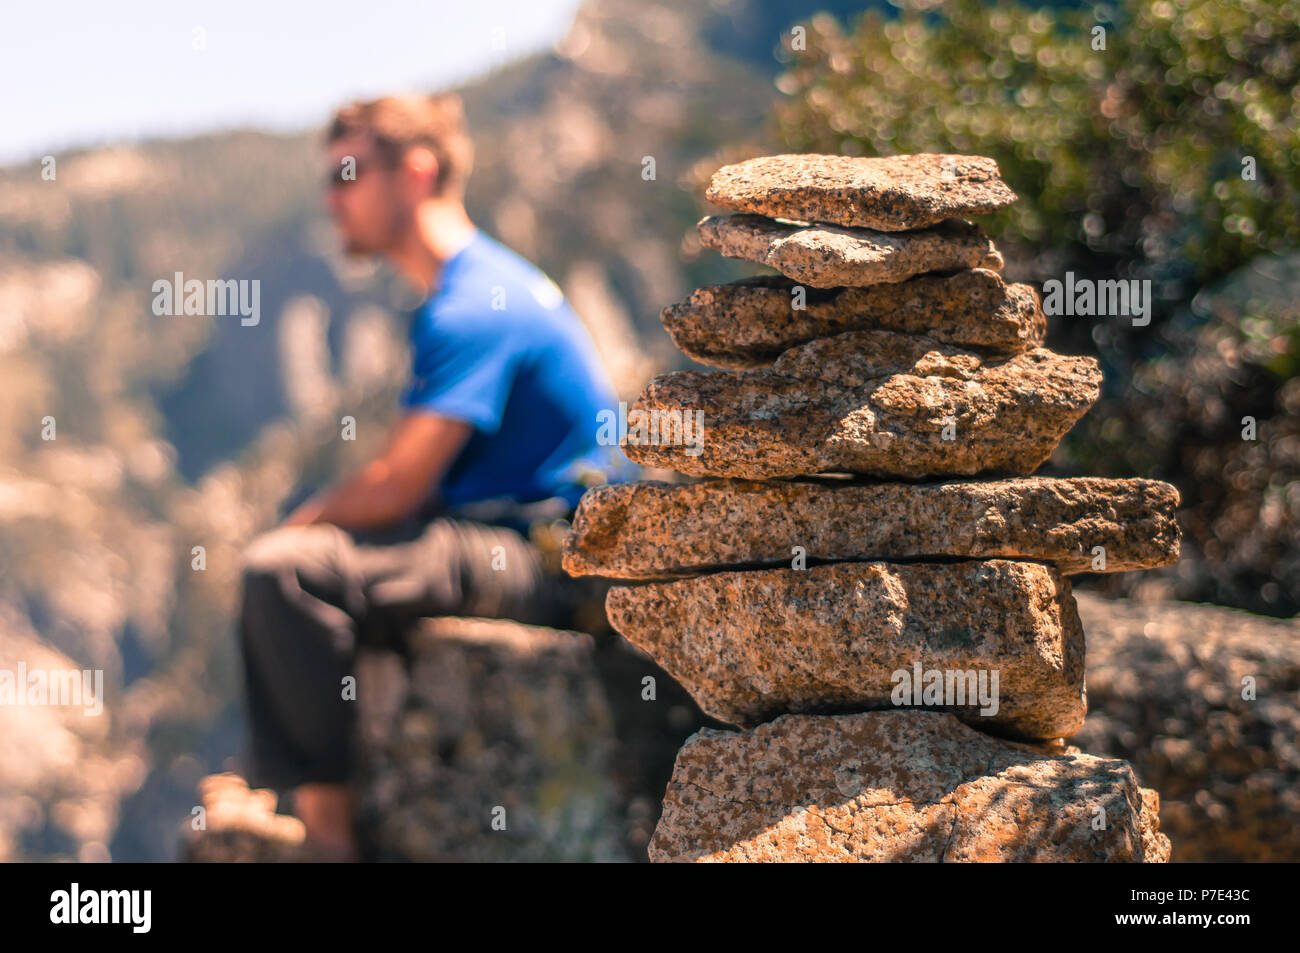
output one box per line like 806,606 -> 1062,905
661,270 -> 1045,369
563,476 -> 1181,579
621,348 -> 1102,478
1073,592 -> 1300,862
705,153 -> 1018,231
771,329 -> 985,383
650,710 -> 1169,862
697,214 -> 1003,288
354,617 -> 626,862
606,559 -> 1086,739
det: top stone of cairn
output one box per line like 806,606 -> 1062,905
706,153 -> 1018,231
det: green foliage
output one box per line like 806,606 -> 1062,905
775,0 -> 1300,289
774,0 -> 1300,616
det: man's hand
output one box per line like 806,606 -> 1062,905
283,412 -> 472,530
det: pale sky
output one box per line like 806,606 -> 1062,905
0,0 -> 584,164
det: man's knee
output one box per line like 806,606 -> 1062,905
240,524 -> 343,583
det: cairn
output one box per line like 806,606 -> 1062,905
563,153 -> 1179,862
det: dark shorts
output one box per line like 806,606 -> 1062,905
236,510 -> 575,790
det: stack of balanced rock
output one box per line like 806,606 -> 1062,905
563,154 -> 1180,862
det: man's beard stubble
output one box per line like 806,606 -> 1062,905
342,204 -> 409,258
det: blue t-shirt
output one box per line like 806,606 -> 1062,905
400,229 -> 635,511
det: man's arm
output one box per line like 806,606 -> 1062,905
284,412 -> 472,530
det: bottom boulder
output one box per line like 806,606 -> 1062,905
1072,591 -> 1300,861
355,617 -> 627,862
651,709 -> 1168,863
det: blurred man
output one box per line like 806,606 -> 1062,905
236,93 -> 633,860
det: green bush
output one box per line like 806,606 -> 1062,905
774,0 -> 1300,615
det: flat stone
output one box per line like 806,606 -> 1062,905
562,476 -> 1181,579
620,348 -> 1101,479
706,153 -> 1019,231
661,269 -> 1045,369
650,710 -> 1169,862
605,560 -> 1086,739
770,329 -> 985,383
697,214 -> 1003,288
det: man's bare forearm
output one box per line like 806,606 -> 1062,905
281,412 -> 470,531
284,463 -> 418,530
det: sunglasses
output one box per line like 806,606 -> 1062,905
325,158 -> 385,189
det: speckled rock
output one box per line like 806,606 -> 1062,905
563,476 -> 1181,579
621,348 -> 1101,479
778,328 -> 989,381
1072,591 -> 1300,862
650,710 -> 1169,862
661,270 -> 1044,369
606,560 -> 1085,740
705,153 -> 1018,231
354,617 -> 626,862
770,329 -> 993,383
697,214 -> 1003,288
